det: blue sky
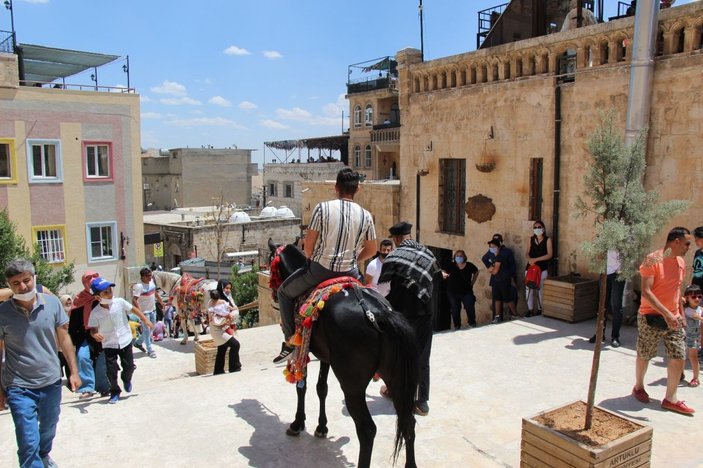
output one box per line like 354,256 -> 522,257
3,0 -> 694,165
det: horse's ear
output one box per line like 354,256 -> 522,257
268,238 -> 277,252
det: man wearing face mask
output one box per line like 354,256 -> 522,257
0,258 -> 81,468
364,239 -> 394,298
88,277 -> 153,404
441,250 -> 479,329
486,238 -> 513,323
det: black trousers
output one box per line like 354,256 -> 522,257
214,336 -> 241,374
409,314 -> 433,404
103,345 -> 135,397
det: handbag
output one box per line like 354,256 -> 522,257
644,313 -> 669,330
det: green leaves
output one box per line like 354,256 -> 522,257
231,264 -> 259,329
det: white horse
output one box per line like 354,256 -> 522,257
153,271 -> 218,345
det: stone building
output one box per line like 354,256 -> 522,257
392,2 -> 703,323
0,47 -> 143,295
141,147 -> 258,211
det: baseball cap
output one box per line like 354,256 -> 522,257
91,277 -> 116,294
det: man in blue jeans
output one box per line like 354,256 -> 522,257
0,258 -> 81,468
132,268 -> 164,358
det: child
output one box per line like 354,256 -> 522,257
163,304 -> 175,338
683,284 -> 702,387
87,277 -> 153,404
152,320 -> 166,342
207,290 -> 238,335
693,227 -> 703,362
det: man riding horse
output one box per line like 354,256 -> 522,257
273,168 -> 377,363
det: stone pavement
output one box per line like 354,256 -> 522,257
1,316 -> 702,467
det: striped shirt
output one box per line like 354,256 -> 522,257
309,198 -> 376,272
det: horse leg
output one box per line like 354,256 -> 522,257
179,315 -> 188,345
191,318 -> 200,342
314,362 -> 330,438
286,378 -> 306,436
344,391 -> 376,468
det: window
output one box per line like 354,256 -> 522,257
268,182 -> 277,197
529,158 -> 543,221
86,222 -> 117,262
364,104 -> 373,126
364,145 -> 372,168
84,143 -> 111,180
0,139 -> 17,184
284,183 -> 293,198
353,105 -> 362,127
438,159 -> 466,234
354,145 -> 361,167
27,139 -> 62,183
33,225 -> 66,264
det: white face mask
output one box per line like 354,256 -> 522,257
100,298 -> 113,306
13,289 -> 37,302
534,228 -> 544,236
489,247 -> 499,255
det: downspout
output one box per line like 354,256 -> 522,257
552,85 -> 562,276
625,0 -> 659,145
416,173 -> 421,243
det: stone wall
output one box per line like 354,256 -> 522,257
396,3 -> 703,323
0,53 -> 19,89
263,161 -> 344,216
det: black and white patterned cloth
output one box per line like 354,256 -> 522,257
379,240 -> 440,304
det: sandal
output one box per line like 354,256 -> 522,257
690,378 -> 700,388
379,385 -> 391,399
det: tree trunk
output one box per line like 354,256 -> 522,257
585,272 -> 607,429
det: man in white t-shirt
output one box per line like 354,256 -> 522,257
364,239 -> 393,298
132,268 -> 163,358
273,168 -> 377,363
89,277 -> 153,404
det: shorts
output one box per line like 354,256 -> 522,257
636,313 -> 686,361
685,323 -> 701,349
491,278 -> 512,302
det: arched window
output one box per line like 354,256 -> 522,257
364,145 -> 372,168
364,104 -> 373,126
354,145 -> 361,167
353,105 -> 362,127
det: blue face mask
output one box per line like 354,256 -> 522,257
489,247 -> 499,255
455,256 -> 464,264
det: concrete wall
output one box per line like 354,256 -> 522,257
263,161 -> 344,216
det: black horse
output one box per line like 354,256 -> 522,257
268,239 -> 419,468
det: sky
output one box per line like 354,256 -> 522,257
3,0 -> 696,166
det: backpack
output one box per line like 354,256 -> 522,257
525,264 -> 542,289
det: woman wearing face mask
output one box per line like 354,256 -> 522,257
525,220 -> 553,316
442,250 -> 479,329
87,277 -> 153,404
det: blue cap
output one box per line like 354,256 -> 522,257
91,277 -> 115,294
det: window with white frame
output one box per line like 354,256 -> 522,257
27,140 -> 62,183
364,104 -> 373,126
353,105 -> 362,127
86,222 -> 117,261
354,145 -> 361,167
34,226 -> 66,264
365,145 -> 372,168
0,140 -> 14,182
85,144 -> 110,178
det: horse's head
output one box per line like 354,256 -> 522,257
268,238 -> 306,300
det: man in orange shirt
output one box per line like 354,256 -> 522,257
632,227 -> 694,415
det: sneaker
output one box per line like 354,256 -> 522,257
134,343 -> 146,353
78,392 -> 94,400
661,398 -> 695,415
632,386 -> 650,403
611,339 -> 621,348
125,382 -> 132,393
414,401 -> 429,416
273,342 -> 295,364
108,394 -> 120,404
149,352 -> 157,359
491,316 -> 502,324
41,455 -> 58,468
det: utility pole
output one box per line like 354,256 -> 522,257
419,0 -> 424,61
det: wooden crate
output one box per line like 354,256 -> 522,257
521,402 -> 652,467
542,275 -> 599,323
194,339 -> 227,375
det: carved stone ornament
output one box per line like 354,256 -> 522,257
465,194 -> 496,224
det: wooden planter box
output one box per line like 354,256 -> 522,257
194,339 -> 227,375
542,275 -> 599,322
521,402 -> 652,468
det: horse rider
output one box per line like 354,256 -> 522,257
273,168 -> 377,363
379,221 -> 441,416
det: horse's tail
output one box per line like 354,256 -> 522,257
379,310 -> 418,463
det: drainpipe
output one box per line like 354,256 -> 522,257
625,0 -> 659,145
552,85 -> 562,276
416,173 -> 421,243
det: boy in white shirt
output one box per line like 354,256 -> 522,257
88,277 -> 153,404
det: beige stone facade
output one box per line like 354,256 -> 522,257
392,3 -> 703,323
263,161 -> 344,217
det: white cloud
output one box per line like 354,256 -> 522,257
209,96 -> 232,107
274,102 -> 343,127
141,130 -> 159,148
261,119 -> 289,130
224,45 -> 251,56
275,107 -> 312,121
239,101 -> 258,110
322,93 -> 348,118
151,80 -> 187,96
160,97 -> 202,106
263,50 -> 282,60
22,0 -> 50,3
139,95 -> 151,103
141,112 -> 163,119
167,117 -> 246,130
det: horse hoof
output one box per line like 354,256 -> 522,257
180,340 -> 187,345
314,429 -> 328,438
286,424 -> 304,436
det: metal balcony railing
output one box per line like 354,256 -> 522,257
477,3 -> 508,49
0,30 -> 14,53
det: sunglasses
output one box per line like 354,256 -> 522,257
689,294 -> 703,299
